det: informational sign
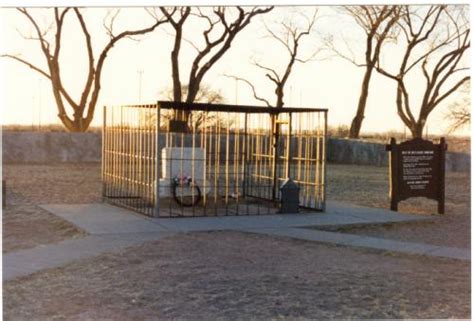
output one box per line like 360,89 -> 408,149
386,137 -> 447,214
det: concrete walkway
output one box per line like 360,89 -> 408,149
3,232 -> 174,281
4,201 -> 469,282
248,227 -> 470,261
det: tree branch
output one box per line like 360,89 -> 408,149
185,6 -> 273,103
17,8 -> 51,57
224,74 -> 272,107
74,8 -> 95,112
431,76 -> 470,111
86,10 -> 171,122
253,60 -> 281,83
1,54 -> 51,79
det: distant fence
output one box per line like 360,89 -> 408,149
2,132 -> 470,172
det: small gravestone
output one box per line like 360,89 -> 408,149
386,137 -> 447,214
279,178 -> 300,213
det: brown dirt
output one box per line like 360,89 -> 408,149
2,163 -> 101,253
326,164 -> 470,248
3,231 -> 470,320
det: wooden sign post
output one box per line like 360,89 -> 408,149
386,137 -> 447,214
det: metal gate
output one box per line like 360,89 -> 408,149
102,101 -> 327,217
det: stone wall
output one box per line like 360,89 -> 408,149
445,151 -> 471,172
2,132 -> 470,172
327,138 -> 470,172
2,132 -> 101,163
327,138 -> 388,167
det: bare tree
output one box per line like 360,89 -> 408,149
326,5 -> 401,138
160,83 -> 224,104
158,83 -> 225,129
376,5 -> 470,138
448,106 -> 470,132
159,6 -> 273,121
446,80 -> 470,133
228,9 -> 319,108
2,8 -> 168,132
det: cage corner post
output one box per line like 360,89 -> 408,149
153,102 -> 161,217
101,105 -> 107,201
322,110 -> 328,212
285,112 -> 293,179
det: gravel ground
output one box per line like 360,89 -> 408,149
4,231 -> 470,320
326,164 -> 470,248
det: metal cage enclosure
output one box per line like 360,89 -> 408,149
102,101 -> 327,217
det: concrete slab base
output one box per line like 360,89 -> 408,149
41,203 -> 168,234
40,201 -> 433,233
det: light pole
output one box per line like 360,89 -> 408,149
31,94 -> 35,131
289,85 -> 293,106
138,69 -> 144,103
38,77 -> 42,130
235,78 -> 238,104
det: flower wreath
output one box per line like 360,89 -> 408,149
173,175 -> 193,187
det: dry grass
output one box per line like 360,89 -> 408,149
4,231 -> 470,320
3,163 -> 101,205
3,205 -> 86,253
327,164 -> 470,215
2,162 -> 471,319
2,163 -> 101,253
3,163 -> 470,252
326,164 -> 470,248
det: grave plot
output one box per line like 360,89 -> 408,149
102,101 -> 327,217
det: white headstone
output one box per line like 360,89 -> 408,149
161,147 -> 206,179
158,147 -> 210,197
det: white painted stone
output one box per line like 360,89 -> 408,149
158,147 -> 211,197
161,147 -> 206,179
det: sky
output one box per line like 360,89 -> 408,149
0,4 -> 470,136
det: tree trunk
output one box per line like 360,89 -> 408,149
59,116 -> 91,132
275,85 -> 284,108
349,66 -> 374,138
410,121 -> 424,139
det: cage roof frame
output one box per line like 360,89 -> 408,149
110,101 -> 328,114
